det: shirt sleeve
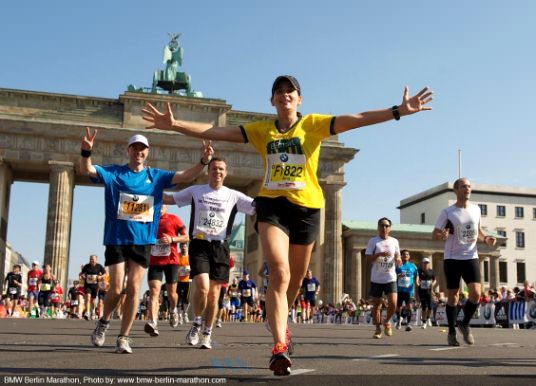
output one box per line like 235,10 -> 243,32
435,208 -> 448,229
172,187 -> 194,207
236,191 -> 255,215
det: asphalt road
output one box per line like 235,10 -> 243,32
0,318 -> 535,385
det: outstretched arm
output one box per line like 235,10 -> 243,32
79,127 -> 98,178
171,140 -> 214,184
332,86 -> 433,135
142,102 -> 245,143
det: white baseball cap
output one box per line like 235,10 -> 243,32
32,260 -> 40,266
422,257 -> 431,263
128,134 -> 149,148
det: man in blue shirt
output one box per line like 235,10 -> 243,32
395,250 -> 418,331
80,127 -> 213,353
238,271 -> 257,322
301,270 -> 320,323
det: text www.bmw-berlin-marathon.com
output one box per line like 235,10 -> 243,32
3,375 -> 228,385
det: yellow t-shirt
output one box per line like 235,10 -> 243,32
241,114 -> 334,209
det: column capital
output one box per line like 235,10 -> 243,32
48,160 -> 74,170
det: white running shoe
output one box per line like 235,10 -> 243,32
199,333 -> 212,349
178,312 -> 184,325
186,324 -> 201,346
91,319 -> 109,347
396,320 -> 402,330
170,311 -> 179,328
421,321 -> 427,329
183,313 -> 190,324
144,320 -> 159,337
216,319 -> 222,328
115,336 -> 133,354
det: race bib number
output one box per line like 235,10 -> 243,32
456,223 -> 477,245
86,274 -> 98,285
29,277 -> 38,286
117,192 -> 154,222
398,275 -> 411,288
71,300 -> 78,306
50,293 -> 59,301
230,290 -> 239,298
197,210 -> 225,235
307,283 -> 316,292
377,257 -> 394,274
151,240 -> 171,257
9,287 -> 18,295
40,283 -> 51,291
264,153 -> 306,190
420,280 -> 432,290
179,265 -> 191,277
242,289 -> 252,297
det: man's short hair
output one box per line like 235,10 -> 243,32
377,217 -> 392,226
453,177 -> 469,189
401,249 -> 410,255
208,157 -> 227,168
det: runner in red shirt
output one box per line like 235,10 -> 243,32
26,261 -> 42,318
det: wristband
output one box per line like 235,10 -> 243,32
200,158 -> 209,166
391,105 -> 401,121
81,149 -> 92,158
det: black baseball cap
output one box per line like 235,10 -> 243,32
271,75 -> 301,96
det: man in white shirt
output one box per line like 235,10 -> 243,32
432,178 -> 496,346
164,157 -> 255,349
365,217 -> 402,339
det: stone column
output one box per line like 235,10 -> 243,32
0,159 -> 13,288
322,183 -> 344,303
44,161 -> 74,295
347,244 -> 362,301
489,255 -> 500,290
433,253 -> 445,293
479,258 -> 486,289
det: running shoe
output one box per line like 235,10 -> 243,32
215,319 -> 222,328
115,336 -> 133,354
186,323 -> 201,346
83,313 -> 90,321
384,323 -> 393,337
178,312 -> 184,325
457,324 -> 475,345
144,320 -> 159,337
170,311 -> 179,328
447,332 -> 460,346
373,325 -> 383,339
269,342 -> 291,376
405,325 -> 413,332
285,325 -> 295,356
91,319 -> 109,347
421,321 -> 427,329
427,318 -> 433,327
183,313 -> 189,323
396,320 -> 402,330
199,333 -> 212,349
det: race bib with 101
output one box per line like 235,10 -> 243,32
264,153 -> 306,190
456,223 -> 477,245
117,192 -> 154,222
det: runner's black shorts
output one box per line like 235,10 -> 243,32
397,291 -> 412,307
105,245 -> 152,269
444,258 -> 481,290
369,281 -> 397,298
148,264 -> 179,284
189,239 -> 230,282
254,196 -> 320,245
85,284 -> 99,299
418,290 -> 433,310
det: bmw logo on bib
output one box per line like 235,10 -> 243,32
280,153 -> 289,162
133,195 -> 139,202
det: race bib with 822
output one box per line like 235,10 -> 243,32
264,153 -> 306,190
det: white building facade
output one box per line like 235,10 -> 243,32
399,182 -> 536,290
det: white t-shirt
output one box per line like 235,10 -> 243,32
172,185 -> 255,241
365,236 -> 400,284
435,203 -> 481,260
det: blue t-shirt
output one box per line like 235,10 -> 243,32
238,279 -> 256,298
92,164 -> 175,245
302,277 -> 320,298
396,262 -> 418,294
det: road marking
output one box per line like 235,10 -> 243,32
291,369 -> 316,375
491,342 -> 518,347
430,347 -> 464,351
373,354 -> 400,358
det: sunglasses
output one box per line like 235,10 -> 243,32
379,224 -> 391,228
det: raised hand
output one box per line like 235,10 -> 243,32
142,102 -> 174,131
201,140 -> 214,163
399,86 -> 433,116
82,127 -> 97,150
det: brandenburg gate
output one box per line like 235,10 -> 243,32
0,88 -> 357,301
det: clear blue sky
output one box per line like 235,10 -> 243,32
2,0 -> 534,283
